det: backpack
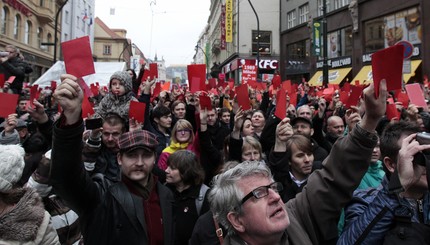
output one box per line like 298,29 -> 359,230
195,184 -> 209,216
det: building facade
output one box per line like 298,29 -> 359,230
0,0 -> 66,83
195,0 -> 280,84
61,0 -> 95,47
281,0 -> 429,86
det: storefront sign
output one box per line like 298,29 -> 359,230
225,0 -> 233,43
316,57 -> 351,69
221,5 -> 226,49
3,0 -> 31,17
242,60 -> 257,84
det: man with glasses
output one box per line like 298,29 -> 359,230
0,45 -> 32,95
209,80 -> 387,244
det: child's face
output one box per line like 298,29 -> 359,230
111,79 -> 126,96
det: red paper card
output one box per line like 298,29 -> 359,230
29,85 -> 39,108
161,81 -> 171,92
62,36 -> 95,78
0,74 -> 4,88
81,97 -> 94,118
345,85 -> 364,109
228,78 -> 235,89
50,81 -> 57,93
151,82 -> 161,102
372,45 -> 404,98
208,78 -> 217,89
272,75 -> 281,90
129,100 -> 146,123
188,64 -> 206,93
339,91 -> 349,104
405,83 -> 426,108
282,80 -> 292,93
218,78 -> 227,88
235,84 -> 251,110
289,91 -> 297,107
146,63 -> 158,80
395,92 -> 409,108
78,78 -> 93,98
341,82 -> 351,93
6,76 -> 16,84
90,84 -> 99,96
0,93 -> 19,118
199,94 -> 213,111
274,88 -> 286,120
386,103 -> 400,121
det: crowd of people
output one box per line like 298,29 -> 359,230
1,43 -> 430,244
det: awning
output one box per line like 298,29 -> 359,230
328,67 -> 352,85
352,65 -> 373,85
308,71 -> 323,87
403,60 -> 422,83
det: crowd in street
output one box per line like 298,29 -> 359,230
1,43 -> 430,244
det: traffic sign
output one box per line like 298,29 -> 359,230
395,40 -> 414,59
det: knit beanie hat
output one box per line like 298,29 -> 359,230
109,71 -> 132,94
0,144 -> 25,192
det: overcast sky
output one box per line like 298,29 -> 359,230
95,0 -> 210,67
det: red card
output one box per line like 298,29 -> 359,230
188,64 -> 206,93
129,100 -> 146,123
424,75 -> 429,87
255,81 -> 266,91
282,80 -> 292,93
81,97 -> 95,118
151,82 -> 161,102
208,78 -> 217,89
274,88 -> 286,120
29,85 -> 39,108
272,75 -> 281,90
341,82 -> 351,93
0,74 -> 4,88
386,103 -> 400,121
62,36 -> 95,78
405,83 -> 426,108
90,84 -> 99,96
6,76 -> 16,84
339,91 -> 349,104
78,78 -> 93,98
199,94 -> 213,111
395,92 -> 409,108
0,93 -> 19,118
289,91 -> 297,107
228,78 -> 235,89
50,81 -> 57,93
235,84 -> 251,110
372,45 -> 404,98
147,63 -> 158,80
345,85 -> 364,109
218,78 -> 228,88
161,81 -> 171,92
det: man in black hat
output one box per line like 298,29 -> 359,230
50,74 -> 174,245
290,116 -> 328,162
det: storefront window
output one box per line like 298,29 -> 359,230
287,40 -> 308,59
365,6 -> 421,53
327,27 -> 353,58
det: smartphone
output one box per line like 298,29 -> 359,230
85,118 -> 103,130
413,132 -> 430,166
0,51 -> 9,57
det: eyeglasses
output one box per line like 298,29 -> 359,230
240,182 -> 283,205
177,129 -> 191,134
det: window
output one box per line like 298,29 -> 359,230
103,45 -> 111,55
299,4 -> 309,24
24,21 -> 32,44
37,27 -> 43,48
14,14 -> 20,40
327,27 -> 353,58
47,33 -> 52,52
39,0 -> 44,7
287,40 -> 308,59
76,16 -> 80,28
1,7 -> 8,35
334,0 -> 350,10
317,0 -> 330,16
252,30 -> 271,55
287,10 -> 296,29
65,10 -> 69,24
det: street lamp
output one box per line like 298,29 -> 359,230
195,44 -> 209,79
53,0 -> 69,63
247,0 -> 260,79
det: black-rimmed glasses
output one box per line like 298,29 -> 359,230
240,182 -> 283,205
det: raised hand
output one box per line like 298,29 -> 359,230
53,74 -> 82,125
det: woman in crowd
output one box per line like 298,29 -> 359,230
269,134 -> 322,202
251,109 -> 266,138
158,119 -> 199,171
165,150 -> 210,245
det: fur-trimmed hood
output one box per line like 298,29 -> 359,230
0,188 -> 59,244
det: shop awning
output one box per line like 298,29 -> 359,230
352,65 -> 373,85
328,67 -> 352,85
403,60 -> 422,83
308,71 -> 323,87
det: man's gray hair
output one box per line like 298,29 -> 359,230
208,161 -> 273,235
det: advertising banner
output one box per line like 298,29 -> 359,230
226,0 -> 233,43
312,21 -> 321,56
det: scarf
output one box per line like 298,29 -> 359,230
162,142 -> 189,154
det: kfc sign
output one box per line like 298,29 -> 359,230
257,59 -> 279,70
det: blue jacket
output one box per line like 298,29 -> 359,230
338,177 -> 430,245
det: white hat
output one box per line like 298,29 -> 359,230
0,144 -> 25,192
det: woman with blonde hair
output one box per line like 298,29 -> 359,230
157,119 -> 199,170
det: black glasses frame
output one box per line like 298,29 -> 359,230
240,182 -> 283,205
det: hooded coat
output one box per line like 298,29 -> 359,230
96,71 -> 138,120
